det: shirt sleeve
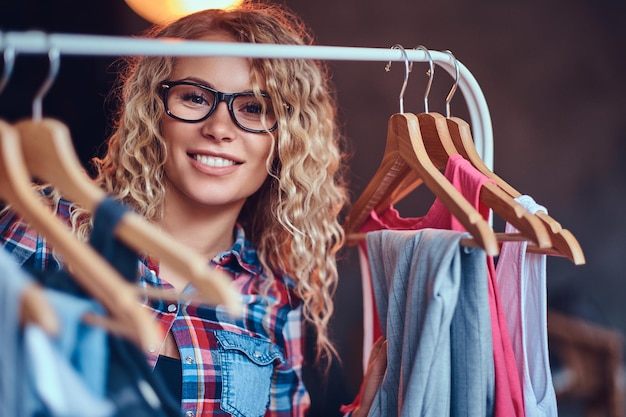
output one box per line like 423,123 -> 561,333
0,199 -> 73,270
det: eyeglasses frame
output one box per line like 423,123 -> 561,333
160,80 -> 278,133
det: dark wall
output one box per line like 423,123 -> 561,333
2,0 -> 625,409
286,0 -> 626,394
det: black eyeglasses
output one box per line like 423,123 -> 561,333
160,81 -> 278,133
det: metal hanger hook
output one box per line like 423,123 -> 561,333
414,45 -> 434,114
33,36 -> 61,122
442,49 -> 460,118
0,33 -> 17,96
385,44 -> 412,114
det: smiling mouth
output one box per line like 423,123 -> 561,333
191,154 -> 240,168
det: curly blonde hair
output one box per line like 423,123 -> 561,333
74,3 -> 348,365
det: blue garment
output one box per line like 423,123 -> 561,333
89,197 -> 140,283
24,289 -> 115,417
0,244 -> 115,417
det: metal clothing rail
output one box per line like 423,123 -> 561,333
2,30 -> 494,168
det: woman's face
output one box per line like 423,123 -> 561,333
160,33 -> 275,216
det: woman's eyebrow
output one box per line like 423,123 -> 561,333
172,77 -> 257,94
174,77 -> 215,88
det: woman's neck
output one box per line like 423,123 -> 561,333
157,198 -> 242,263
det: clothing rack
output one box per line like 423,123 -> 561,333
1,30 -> 494,169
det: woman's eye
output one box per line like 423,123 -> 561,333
242,102 -> 263,114
236,97 -> 273,116
181,92 -> 208,105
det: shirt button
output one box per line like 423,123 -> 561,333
253,351 -> 262,359
167,304 -> 177,313
185,356 -> 194,364
185,412 -> 194,417
148,344 -> 156,353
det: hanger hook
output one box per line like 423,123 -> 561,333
33,36 -> 60,122
414,45 -> 434,114
0,33 -> 16,96
442,49 -> 460,118
385,44 -> 412,114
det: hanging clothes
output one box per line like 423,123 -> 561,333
24,289 -> 115,417
0,239 -> 116,417
495,195 -> 558,417
365,228 -> 490,417
358,154 -> 525,417
0,197 -> 183,417
87,197 -> 183,417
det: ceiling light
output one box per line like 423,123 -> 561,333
124,0 -> 244,25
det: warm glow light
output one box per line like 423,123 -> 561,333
124,0 -> 245,25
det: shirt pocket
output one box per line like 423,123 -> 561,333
214,330 -> 285,417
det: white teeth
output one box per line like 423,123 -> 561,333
193,154 -> 236,167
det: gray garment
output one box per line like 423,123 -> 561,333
366,228 -> 492,417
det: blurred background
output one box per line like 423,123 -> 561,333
1,0 -> 625,415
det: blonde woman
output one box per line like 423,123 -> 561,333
0,3 -> 386,417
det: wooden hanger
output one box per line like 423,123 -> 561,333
0,45 -> 58,336
367,117 -> 552,250
414,48 -> 551,249
19,283 -> 60,336
0,119 -> 160,347
345,46 -> 547,256
14,46 -> 242,315
345,112 -> 499,256
415,110 -> 551,248
445,116 -> 585,264
438,50 -> 584,264
345,46 -> 497,255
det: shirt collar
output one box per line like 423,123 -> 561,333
215,223 -> 262,276
145,223 -> 262,277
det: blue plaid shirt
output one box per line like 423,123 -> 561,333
0,200 -> 310,417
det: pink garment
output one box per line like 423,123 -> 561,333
358,154 -> 525,417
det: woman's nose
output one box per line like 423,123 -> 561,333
202,102 -> 237,140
